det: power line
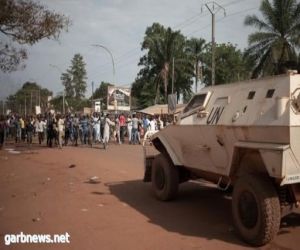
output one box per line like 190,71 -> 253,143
186,6 -> 259,36
174,0 -> 247,30
89,0 -> 250,76
88,0 -> 257,82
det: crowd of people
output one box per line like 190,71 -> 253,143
0,112 -> 167,150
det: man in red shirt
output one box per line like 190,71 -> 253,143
119,113 -> 126,144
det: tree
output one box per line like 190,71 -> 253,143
134,23 -> 193,107
68,54 -> 87,100
92,81 -> 113,110
61,72 -> 73,98
0,0 -> 70,72
60,53 -> 87,106
186,38 -> 206,92
244,0 -> 300,78
50,95 -> 90,113
202,43 -> 252,86
131,75 -> 157,108
6,81 -> 52,114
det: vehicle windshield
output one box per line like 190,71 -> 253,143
183,93 -> 207,113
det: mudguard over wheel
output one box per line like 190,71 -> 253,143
151,153 -> 179,201
232,174 -> 281,246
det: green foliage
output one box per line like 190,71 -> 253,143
61,72 -> 73,98
92,81 -> 113,110
6,81 -> 52,115
202,43 -> 252,86
131,77 -> 157,108
58,53 -> 87,112
0,0 -> 70,72
133,23 -> 194,108
132,23 -> 253,107
50,96 -> 91,113
69,54 -> 87,99
185,37 -> 206,92
244,0 -> 300,77
49,95 -> 64,113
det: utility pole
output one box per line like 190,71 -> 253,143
39,89 -> 41,106
91,81 -> 94,110
25,96 -> 27,117
172,57 -> 175,94
63,91 -> 65,114
30,91 -> 33,114
203,2 -> 226,86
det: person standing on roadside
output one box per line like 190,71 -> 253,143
119,113 -> 126,143
36,117 -> 45,145
115,115 -> 121,144
127,115 -> 132,144
103,114 -> 115,149
149,117 -> 157,132
72,114 -> 80,146
158,116 -> 164,130
57,114 -> 65,149
138,115 -> 143,143
100,112 -> 105,143
92,113 -> 101,143
131,114 -> 139,145
0,115 -> 6,149
25,117 -> 34,147
14,116 -> 21,143
19,116 -> 25,141
80,115 -> 89,145
143,115 -> 150,132
64,115 -> 71,146
47,114 -> 53,147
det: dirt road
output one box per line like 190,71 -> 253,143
0,142 -> 300,250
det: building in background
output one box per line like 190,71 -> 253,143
107,86 -> 131,112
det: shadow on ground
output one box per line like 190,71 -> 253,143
107,180 -> 300,248
107,179 -> 247,246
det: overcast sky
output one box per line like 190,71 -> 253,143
0,0 -> 262,100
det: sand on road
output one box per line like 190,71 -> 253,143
0,142 -> 300,250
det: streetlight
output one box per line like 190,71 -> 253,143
91,44 -> 116,84
49,64 -> 65,114
92,44 -> 117,112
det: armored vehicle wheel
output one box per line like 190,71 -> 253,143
151,154 -> 179,201
232,174 -> 280,246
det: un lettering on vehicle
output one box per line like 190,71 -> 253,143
206,106 -> 225,125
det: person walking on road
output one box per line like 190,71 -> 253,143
57,114 -> 65,149
127,116 -> 132,144
36,117 -> 46,145
103,114 -> 115,150
25,117 -> 34,147
131,114 -> 139,145
119,113 -> 126,143
115,115 -> 121,145
92,113 -> 101,143
0,115 -> 6,149
80,115 -> 89,145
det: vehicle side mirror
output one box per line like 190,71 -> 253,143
197,107 -> 208,118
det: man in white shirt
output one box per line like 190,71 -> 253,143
149,117 -> 157,132
36,117 -> 46,144
57,114 -> 65,149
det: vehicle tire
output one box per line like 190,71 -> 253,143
232,174 -> 280,246
151,153 -> 179,201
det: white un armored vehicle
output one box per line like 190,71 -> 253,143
143,72 -> 300,246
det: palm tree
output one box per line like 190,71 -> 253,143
244,0 -> 300,78
142,23 -> 187,103
186,38 -> 206,93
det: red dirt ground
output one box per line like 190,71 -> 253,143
0,141 -> 300,250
